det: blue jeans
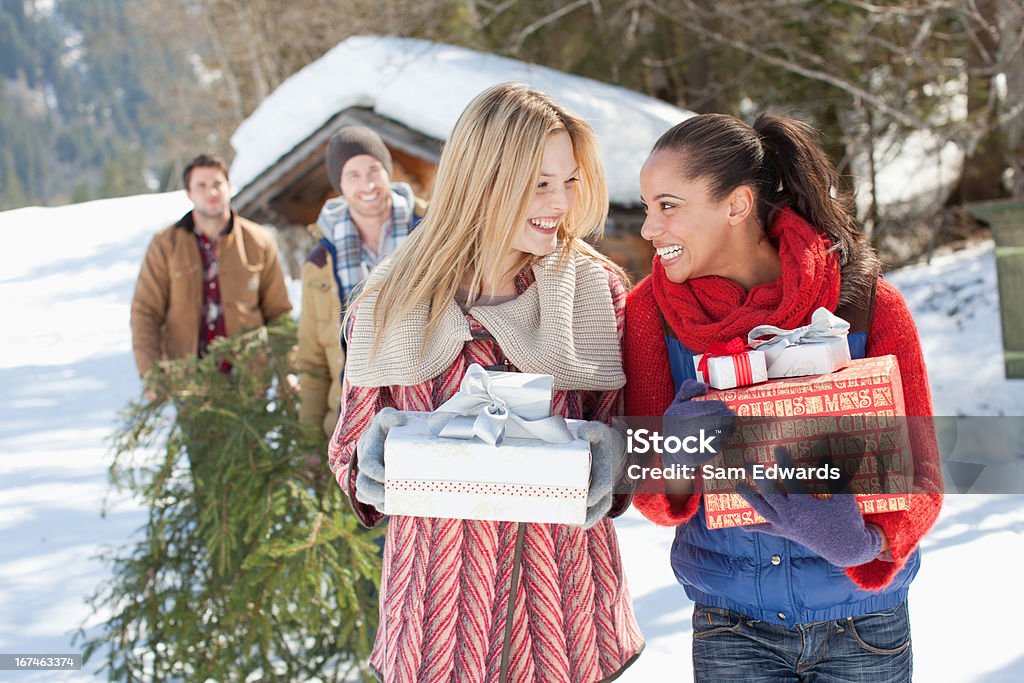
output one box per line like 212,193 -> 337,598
691,601 -> 913,682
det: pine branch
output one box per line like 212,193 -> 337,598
79,320 -> 383,681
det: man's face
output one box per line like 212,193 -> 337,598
339,154 -> 392,223
186,166 -> 231,221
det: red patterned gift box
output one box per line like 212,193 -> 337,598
694,355 -> 912,529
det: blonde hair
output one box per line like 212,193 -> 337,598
347,82 -> 622,353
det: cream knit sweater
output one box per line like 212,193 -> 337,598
345,246 -> 624,391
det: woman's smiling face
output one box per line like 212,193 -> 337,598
639,151 -> 734,284
510,130 -> 579,258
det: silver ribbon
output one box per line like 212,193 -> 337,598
747,307 -> 850,357
429,364 -> 575,446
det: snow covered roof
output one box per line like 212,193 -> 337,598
229,36 -> 694,207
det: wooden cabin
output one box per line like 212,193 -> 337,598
231,104 -> 653,281
227,37 -> 688,282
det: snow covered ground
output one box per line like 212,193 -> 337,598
0,193 -> 1021,681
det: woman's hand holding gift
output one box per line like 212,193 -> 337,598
576,421 -> 626,528
354,408 -> 407,510
736,446 -> 884,567
663,379 -> 737,468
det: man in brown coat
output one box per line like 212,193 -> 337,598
131,154 -> 292,391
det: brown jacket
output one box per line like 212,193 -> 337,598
130,211 -> 292,377
295,234 -> 344,438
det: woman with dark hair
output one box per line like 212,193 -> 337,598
625,112 -> 942,681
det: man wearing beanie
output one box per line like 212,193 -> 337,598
296,125 -> 424,438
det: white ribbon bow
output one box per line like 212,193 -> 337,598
747,307 -> 850,354
429,364 -> 575,446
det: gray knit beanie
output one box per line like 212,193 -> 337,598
325,125 -> 393,193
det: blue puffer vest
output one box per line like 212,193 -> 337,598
665,329 -> 920,625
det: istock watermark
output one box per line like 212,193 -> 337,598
611,416 -> 1024,496
624,461 -> 842,484
626,428 -> 719,456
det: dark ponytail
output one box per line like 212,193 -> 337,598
751,113 -> 863,267
652,112 -> 879,308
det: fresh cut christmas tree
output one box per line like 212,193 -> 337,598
80,320 -> 384,681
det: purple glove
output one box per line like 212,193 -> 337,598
736,446 -> 883,567
661,380 -> 737,468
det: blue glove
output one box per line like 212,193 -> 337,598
662,380 -> 736,467
736,446 -> 883,567
354,408 -> 407,510
576,420 -> 626,529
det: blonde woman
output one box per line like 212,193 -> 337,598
328,83 -> 644,682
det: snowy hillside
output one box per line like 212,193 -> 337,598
0,194 -> 1021,682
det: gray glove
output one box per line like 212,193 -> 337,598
354,408 -> 407,510
576,420 -> 626,529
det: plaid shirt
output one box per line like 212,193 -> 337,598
317,182 -> 416,312
195,230 -> 227,356
192,221 -> 233,373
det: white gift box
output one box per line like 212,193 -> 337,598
748,308 -> 853,379
428,365 -> 573,444
383,412 -> 591,525
758,337 -> 852,378
451,370 -> 553,439
693,350 -> 768,390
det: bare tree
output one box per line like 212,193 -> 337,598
461,0 -> 1021,257
128,0 -> 474,167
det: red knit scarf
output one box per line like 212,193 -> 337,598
652,207 -> 841,352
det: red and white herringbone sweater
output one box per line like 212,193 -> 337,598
329,264 -> 644,683
625,208 -> 943,591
